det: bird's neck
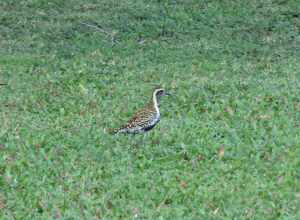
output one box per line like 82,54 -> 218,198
151,93 -> 160,114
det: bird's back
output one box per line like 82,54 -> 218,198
112,104 -> 159,134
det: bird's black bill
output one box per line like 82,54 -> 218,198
165,92 -> 171,96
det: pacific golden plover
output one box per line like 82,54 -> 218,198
110,88 -> 170,134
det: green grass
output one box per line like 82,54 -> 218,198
1,0 -> 300,219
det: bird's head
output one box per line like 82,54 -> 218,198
153,87 -> 171,101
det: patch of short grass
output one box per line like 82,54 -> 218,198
1,0 -> 300,219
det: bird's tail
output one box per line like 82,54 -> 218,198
107,127 -> 120,135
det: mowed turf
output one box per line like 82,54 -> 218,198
1,0 -> 300,219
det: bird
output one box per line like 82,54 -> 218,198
110,87 -> 171,134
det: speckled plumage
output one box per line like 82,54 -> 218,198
111,88 -> 169,134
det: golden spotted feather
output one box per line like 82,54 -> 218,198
111,105 -> 158,134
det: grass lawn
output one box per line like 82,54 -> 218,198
1,0 -> 300,219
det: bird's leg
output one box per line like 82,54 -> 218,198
142,134 -> 147,147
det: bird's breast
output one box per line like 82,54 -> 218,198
152,112 -> 160,124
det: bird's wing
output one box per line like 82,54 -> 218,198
121,108 -> 153,129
